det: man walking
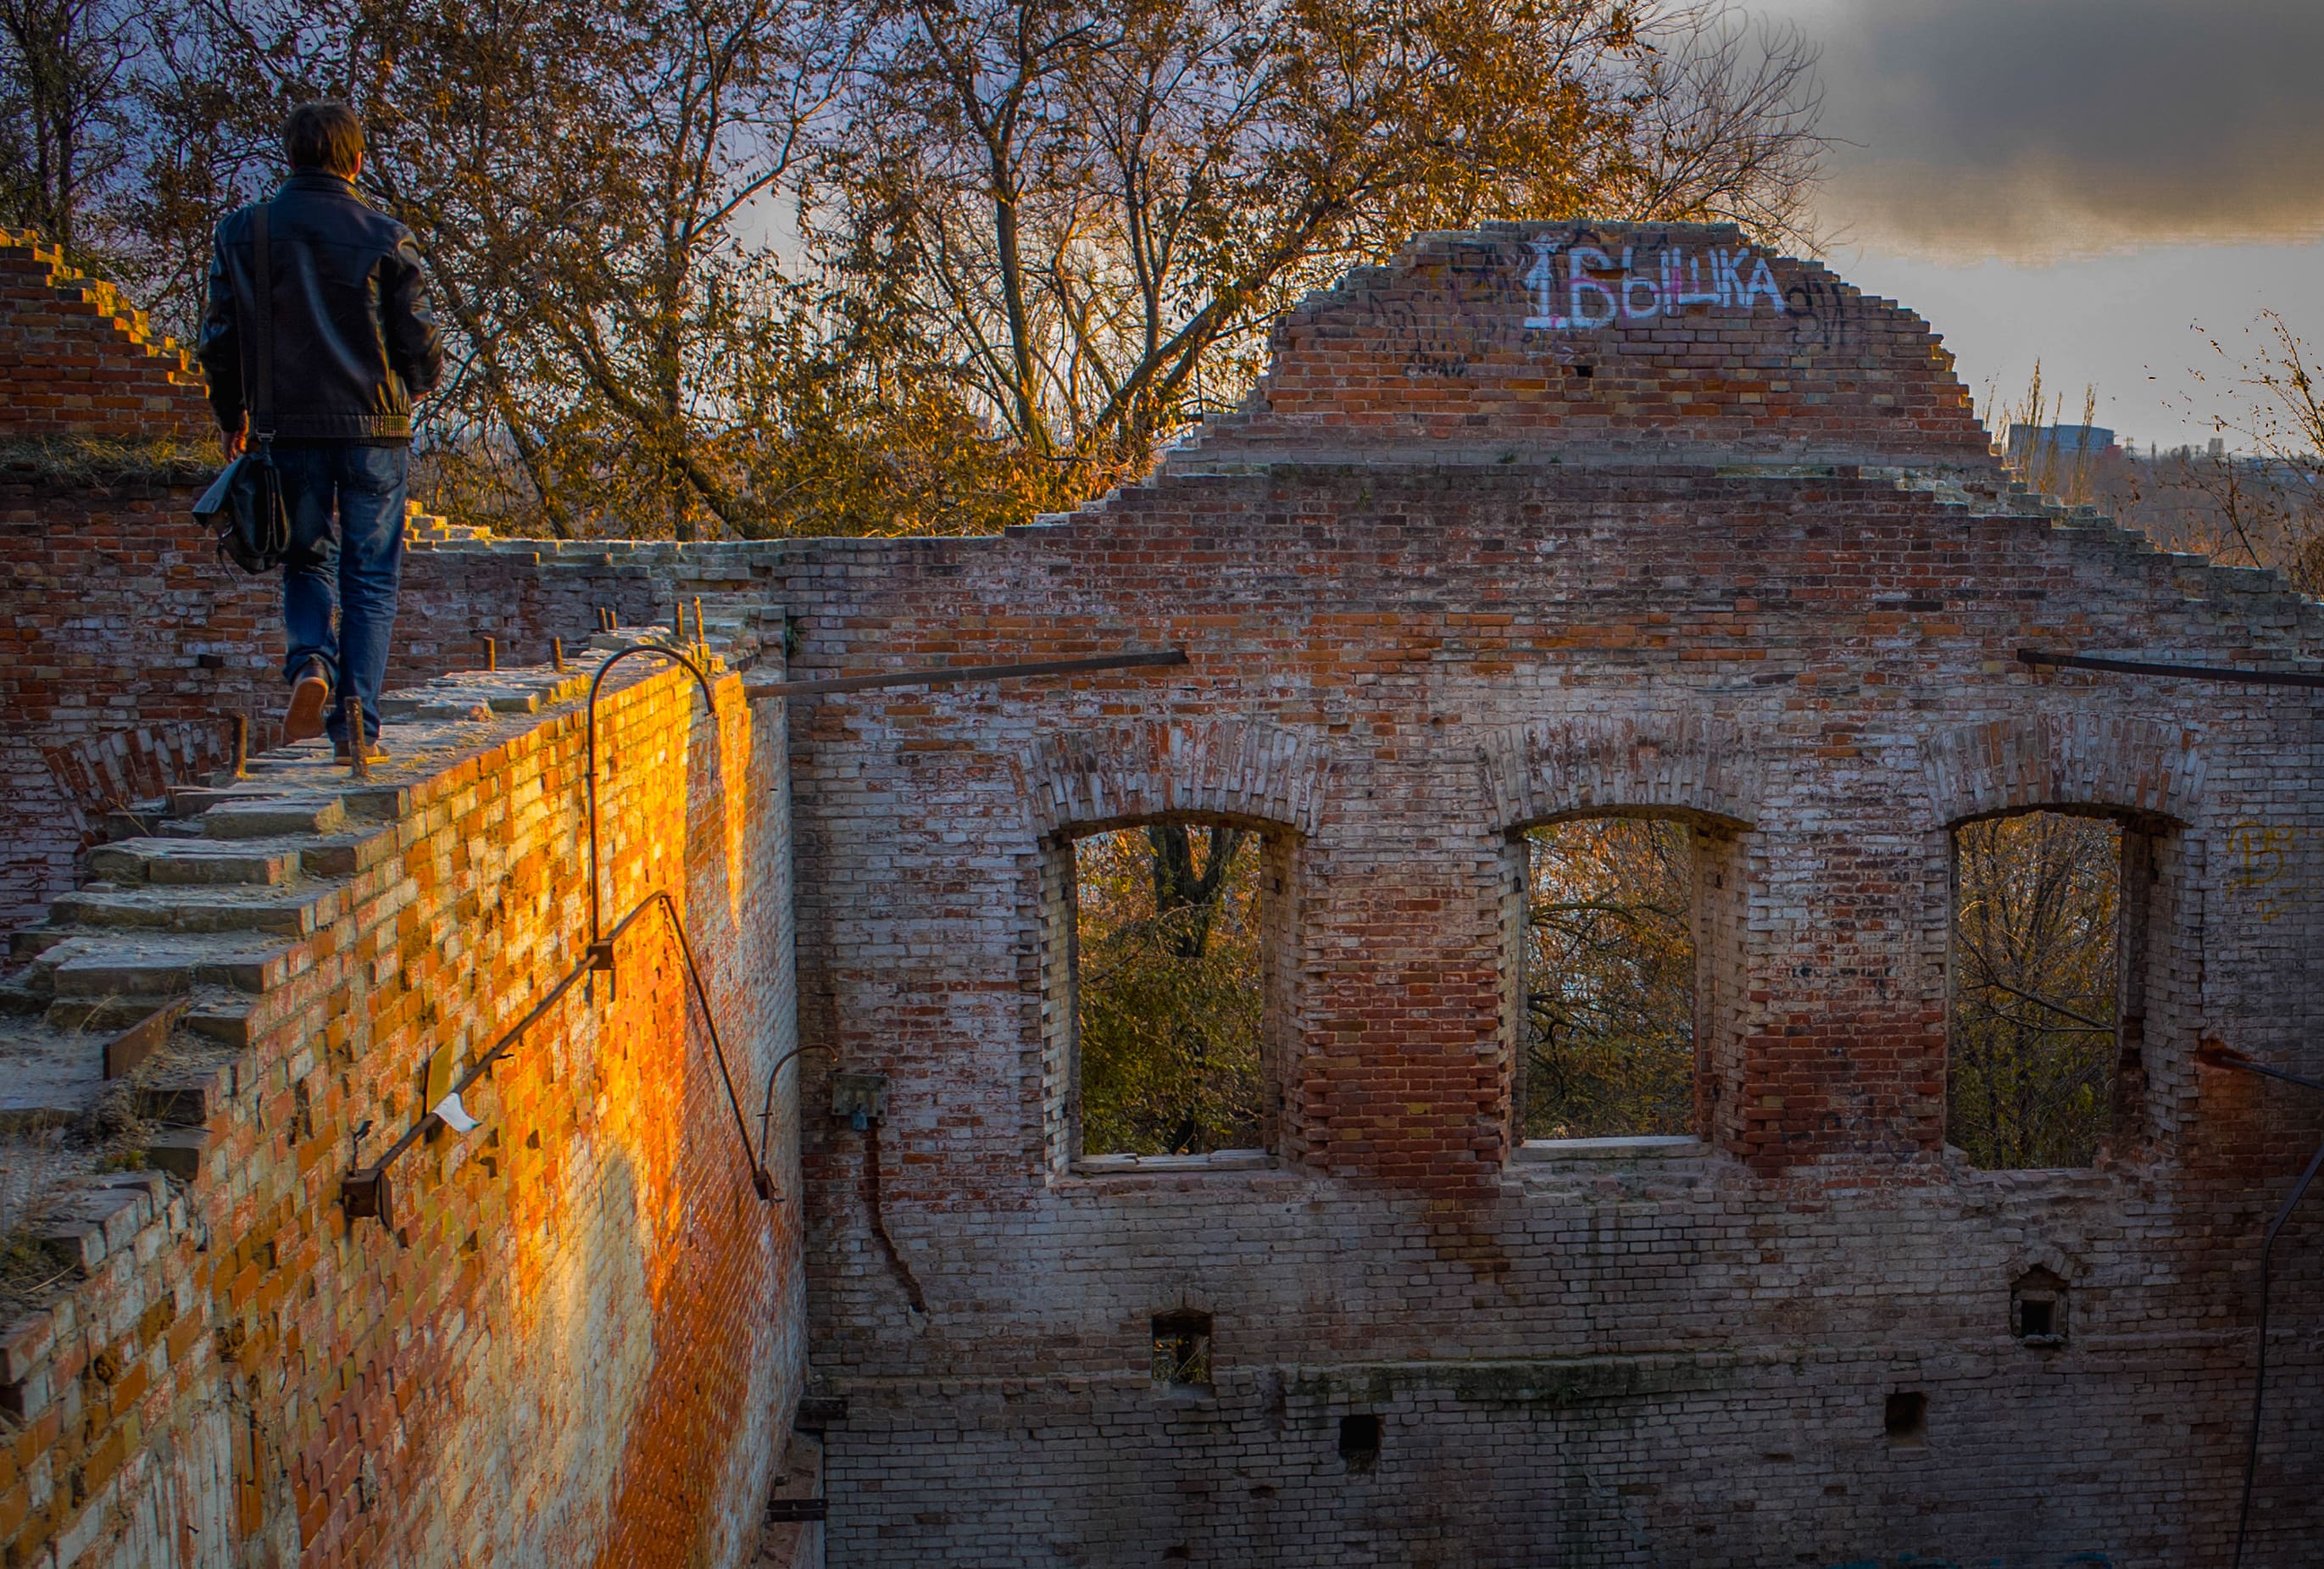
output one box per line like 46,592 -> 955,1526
198,101 -> 442,763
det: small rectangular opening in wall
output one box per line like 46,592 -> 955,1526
1521,816 -> 1696,1139
2013,1266 -> 2069,1346
1884,1391 -> 1927,1447
1338,1413 -> 1382,1471
1949,811 -> 2123,1168
1076,822 -> 1267,1157
1152,1310 -> 1213,1387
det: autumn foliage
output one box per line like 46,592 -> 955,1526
1948,811 -> 2121,1170
1521,816 -> 1696,1141
1074,823 -> 1265,1157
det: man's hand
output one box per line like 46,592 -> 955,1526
223,420 -> 247,461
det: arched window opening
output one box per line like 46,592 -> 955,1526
1071,820 -> 1276,1160
1521,815 -> 1698,1141
1949,810 -> 2127,1169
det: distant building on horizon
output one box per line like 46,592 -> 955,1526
2005,422 -> 2119,466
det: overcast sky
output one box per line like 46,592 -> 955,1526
1754,0 -> 2324,449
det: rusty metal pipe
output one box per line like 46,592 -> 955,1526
343,643 -> 764,1226
2199,1044 -> 2324,1567
585,642 -> 716,949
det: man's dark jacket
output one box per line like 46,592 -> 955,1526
197,170 -> 444,442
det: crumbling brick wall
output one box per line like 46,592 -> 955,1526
0,645 -> 807,1568
0,234 -> 212,442
6,217 -> 2323,1567
737,224 -> 2324,1566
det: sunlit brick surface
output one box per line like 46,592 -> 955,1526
0,654 -> 803,1569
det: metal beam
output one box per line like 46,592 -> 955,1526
2019,648 -> 2324,689
743,648 -> 1187,700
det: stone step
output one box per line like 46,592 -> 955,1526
136,1055 -> 238,1126
376,694 -> 491,722
140,1126 -> 214,1182
166,782 -> 303,819
88,837 -> 303,887
203,793 -> 347,840
8,927 -> 73,960
48,882 -> 343,938
30,1173 -> 164,1273
0,1015 -> 103,1128
36,932 -> 295,1004
185,994 -> 252,1049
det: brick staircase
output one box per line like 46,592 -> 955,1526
0,229 -> 213,442
0,621 -> 730,1328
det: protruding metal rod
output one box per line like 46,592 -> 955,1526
2020,648 -> 2324,689
347,696 -> 370,780
231,715 -> 247,779
2199,1040 -> 2324,1095
483,635 -> 497,672
553,637 -> 565,672
742,648 -> 1189,702
692,596 -> 704,653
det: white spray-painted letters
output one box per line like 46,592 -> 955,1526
1523,241 -> 1782,330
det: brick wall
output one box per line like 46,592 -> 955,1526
0,642 -> 807,1568
5,216 -> 2323,1566
732,225 -> 2322,1565
0,234 -> 212,442
1167,221 -> 1992,473
0,478 -> 687,930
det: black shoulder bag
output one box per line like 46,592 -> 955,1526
193,203 -> 291,574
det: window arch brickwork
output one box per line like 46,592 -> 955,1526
1018,717 -> 1328,840
1020,720 -> 1317,1175
1915,710 -> 2204,830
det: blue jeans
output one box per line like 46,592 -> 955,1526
275,442 -> 408,744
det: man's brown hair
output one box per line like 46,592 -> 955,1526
282,101 -> 363,175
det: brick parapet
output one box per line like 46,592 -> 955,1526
1162,222 -> 1995,475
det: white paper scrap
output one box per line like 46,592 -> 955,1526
432,1091 -> 481,1133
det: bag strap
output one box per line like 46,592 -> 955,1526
251,202 -> 275,445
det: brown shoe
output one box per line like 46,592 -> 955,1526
285,661 -> 331,743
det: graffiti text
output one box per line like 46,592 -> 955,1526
1523,241 -> 1782,331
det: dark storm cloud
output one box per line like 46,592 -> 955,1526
1807,0 -> 2324,259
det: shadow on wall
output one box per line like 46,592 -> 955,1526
443,1148 -> 651,1563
